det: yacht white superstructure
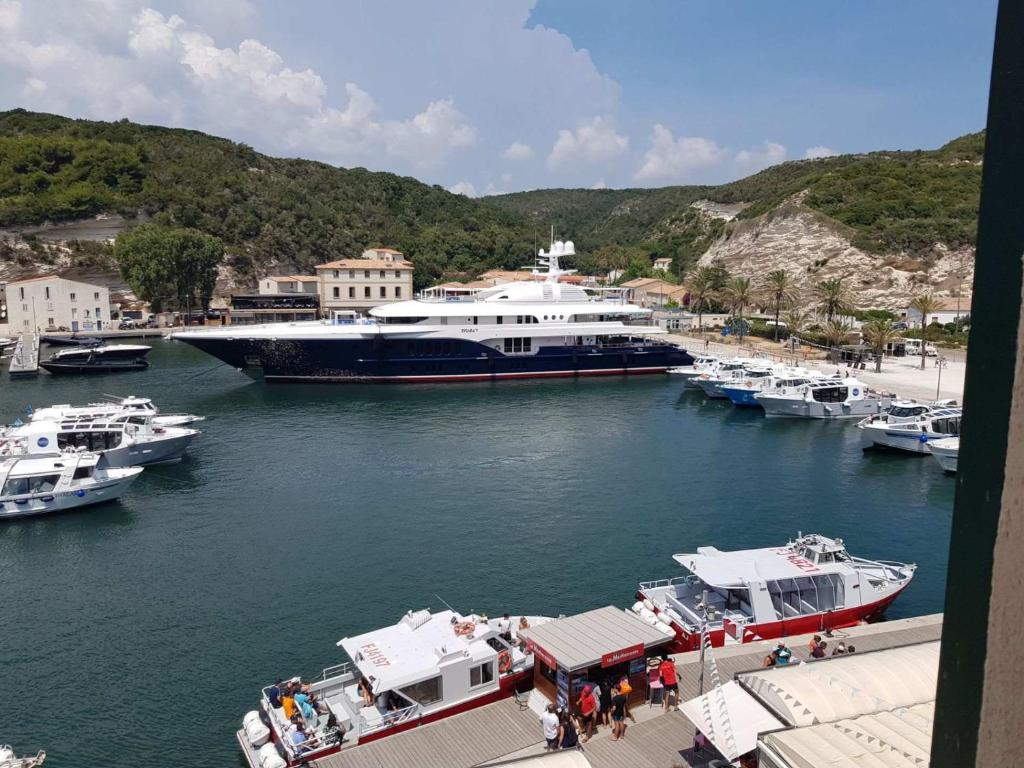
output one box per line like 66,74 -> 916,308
29,396 -> 204,428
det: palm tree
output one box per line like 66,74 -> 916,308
862,318 -> 899,372
816,278 -> 853,323
684,265 -> 717,332
822,320 -> 852,362
722,276 -> 754,342
764,269 -> 797,341
910,293 -> 940,370
782,307 -> 809,337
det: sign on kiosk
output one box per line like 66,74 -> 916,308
528,640 -> 557,670
601,643 -> 645,668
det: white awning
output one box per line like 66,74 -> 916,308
680,681 -> 785,762
499,750 -> 593,768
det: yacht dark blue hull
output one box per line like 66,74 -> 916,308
179,336 -> 692,383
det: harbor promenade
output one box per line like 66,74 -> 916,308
317,614 -> 942,768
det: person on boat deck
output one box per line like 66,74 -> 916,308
268,679 -> 283,708
541,704 -> 560,751
832,641 -> 847,656
281,690 -> 298,720
290,723 -> 309,751
358,676 -> 374,708
811,640 -> 827,659
577,685 -> 597,742
762,650 -> 777,668
517,616 -> 530,650
775,643 -> 792,665
293,691 -> 316,720
808,634 -> 822,654
498,613 -> 513,644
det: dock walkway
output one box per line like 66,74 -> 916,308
314,614 -> 942,768
8,332 -> 40,378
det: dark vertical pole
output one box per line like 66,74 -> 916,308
931,2 -> 1024,765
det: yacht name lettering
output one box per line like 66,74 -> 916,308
360,643 -> 392,666
771,548 -> 821,572
460,328 -> 478,333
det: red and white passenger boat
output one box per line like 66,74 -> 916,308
238,608 -> 551,768
635,533 -> 916,652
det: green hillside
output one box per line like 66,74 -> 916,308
486,132 -> 984,275
0,109 -> 535,287
0,109 -> 983,287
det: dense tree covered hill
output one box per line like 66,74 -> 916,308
485,132 -> 984,275
0,109 -> 535,287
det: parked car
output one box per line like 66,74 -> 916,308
118,319 -> 139,330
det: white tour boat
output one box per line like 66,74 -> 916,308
755,377 -> 890,419
928,436 -> 960,473
29,396 -> 204,428
693,359 -> 775,399
720,367 -> 824,408
668,355 -> 718,382
173,241 -> 692,383
238,608 -> 552,768
0,428 -> 142,520
857,401 -> 962,453
635,533 -> 916,652
5,414 -> 199,468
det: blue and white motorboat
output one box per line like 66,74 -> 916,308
857,401 -> 962,453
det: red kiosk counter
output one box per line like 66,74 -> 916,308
518,605 -> 675,712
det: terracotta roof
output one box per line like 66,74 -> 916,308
264,275 -> 318,282
6,273 -> 62,284
620,277 -> 665,289
316,260 -> 414,270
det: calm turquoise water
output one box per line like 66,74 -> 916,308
0,342 -> 954,767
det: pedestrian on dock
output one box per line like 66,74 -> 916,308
559,710 -> 580,750
541,704 -> 560,751
659,655 -> 679,711
591,680 -> 603,731
577,685 -> 597,742
610,685 -> 628,741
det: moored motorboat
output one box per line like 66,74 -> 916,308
174,241 -> 692,383
0,427 -> 142,520
29,396 -> 204,428
40,334 -> 103,347
237,608 -> 552,768
721,367 -> 822,408
693,359 -> 772,399
928,436 -> 959,473
668,355 -> 717,383
635,533 -> 916,652
857,401 -> 962,453
40,344 -> 151,374
755,377 -> 889,419
0,745 -> 46,767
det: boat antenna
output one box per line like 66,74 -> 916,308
434,594 -> 457,614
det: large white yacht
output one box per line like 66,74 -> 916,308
857,401 -> 962,453
755,377 -> 890,419
174,242 -> 692,383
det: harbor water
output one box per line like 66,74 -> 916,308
0,341 -> 955,768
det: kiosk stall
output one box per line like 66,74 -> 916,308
518,606 -> 674,712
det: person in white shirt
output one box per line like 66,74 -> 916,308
540,704 -> 560,751
498,613 -> 513,644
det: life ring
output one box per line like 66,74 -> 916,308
454,621 -> 476,637
498,650 -> 512,674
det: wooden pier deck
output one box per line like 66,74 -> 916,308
8,332 -> 40,378
313,614 -> 942,768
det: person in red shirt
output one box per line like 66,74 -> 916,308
659,656 -> 679,711
576,684 -> 597,742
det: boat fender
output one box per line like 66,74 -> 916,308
919,434 -> 929,443
498,650 -> 512,674
638,608 -> 656,623
631,601 -> 644,614
257,743 -> 287,768
657,612 -> 672,625
243,711 -> 270,748
657,621 -> 675,636
642,598 -> 654,611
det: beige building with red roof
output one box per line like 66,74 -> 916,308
316,248 -> 414,313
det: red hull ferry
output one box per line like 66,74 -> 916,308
635,534 -> 916,652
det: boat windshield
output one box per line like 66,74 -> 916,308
889,405 -> 928,418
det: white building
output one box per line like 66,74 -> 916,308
6,275 -> 112,333
653,257 -> 673,272
904,295 -> 972,326
257,275 -> 320,295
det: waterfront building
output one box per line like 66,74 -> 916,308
904,295 -> 972,326
229,293 -> 320,325
5,274 -> 111,332
621,277 -> 687,308
317,248 -> 414,314
257,275 -> 320,295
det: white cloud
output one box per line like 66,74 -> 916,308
590,178 -> 607,189
635,124 -> 726,182
502,140 -> 533,161
548,116 -> 628,169
448,180 -> 477,197
734,140 -> 787,172
804,145 -> 838,159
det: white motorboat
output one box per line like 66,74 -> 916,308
857,401 -> 962,454
693,359 -> 775,399
0,337 -> 16,350
755,377 -> 890,419
0,430 -> 142,520
720,367 -> 825,408
669,355 -> 717,383
237,608 -> 552,768
29,396 -> 204,428
635,533 -> 916,651
928,436 -> 960,473
5,416 -> 199,468
0,745 -> 46,767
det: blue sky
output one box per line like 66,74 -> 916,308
0,0 -> 998,194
